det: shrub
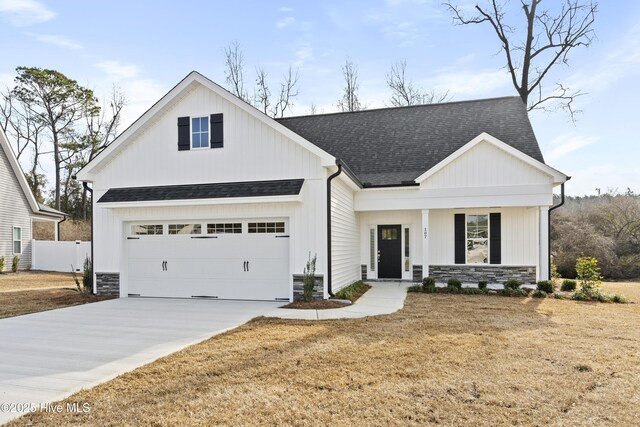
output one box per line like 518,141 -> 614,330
422,276 -> 436,293
447,278 -> 462,292
553,292 -> 568,300
0,256 -> 4,273
478,280 -> 488,290
612,293 -> 627,303
532,289 -> 547,298
335,280 -> 367,300
303,253 -> 317,302
502,288 -> 527,297
571,290 -> 587,301
408,285 -> 423,293
504,279 -> 521,290
576,255 -> 602,297
561,279 -> 577,292
536,280 -> 554,294
11,256 -> 19,273
461,287 -> 487,295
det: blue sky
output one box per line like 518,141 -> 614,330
1,0 -> 639,195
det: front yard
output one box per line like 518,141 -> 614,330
9,282 -> 640,426
0,272 -> 112,319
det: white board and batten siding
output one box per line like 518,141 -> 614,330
89,82 -> 328,297
0,143 -> 33,269
330,176 -> 360,291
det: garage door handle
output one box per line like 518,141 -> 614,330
191,236 -> 218,239
247,261 -> 249,272
243,261 -> 247,272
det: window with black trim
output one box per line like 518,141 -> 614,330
191,116 -> 209,148
208,223 -> 242,234
248,222 -> 285,233
132,224 -> 163,235
168,224 -> 202,235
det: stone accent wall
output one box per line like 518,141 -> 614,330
412,265 -> 423,283
293,274 -> 324,301
96,272 -> 120,296
429,265 -> 536,285
361,265 -> 367,280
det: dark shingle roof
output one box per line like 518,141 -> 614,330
98,179 -> 304,203
277,96 -> 543,186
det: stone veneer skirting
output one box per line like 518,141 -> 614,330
96,272 -> 120,296
293,274 -> 324,301
429,265 -> 536,285
412,265 -> 423,283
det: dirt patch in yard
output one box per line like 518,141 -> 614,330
0,271 -> 76,292
0,288 -> 114,319
8,282 -> 640,426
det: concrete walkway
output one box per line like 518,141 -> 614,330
267,281 -> 410,320
0,298 -> 281,424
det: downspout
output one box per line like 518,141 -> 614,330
326,160 -> 343,298
548,182 -> 566,280
56,215 -> 67,241
82,181 -> 95,294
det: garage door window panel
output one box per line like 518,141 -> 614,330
248,222 -> 285,233
168,224 -> 202,235
132,225 -> 164,235
207,223 -> 242,234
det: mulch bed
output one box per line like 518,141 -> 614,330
282,283 -> 371,310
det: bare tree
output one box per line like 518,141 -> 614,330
308,103 -> 318,115
337,59 -> 362,112
224,42 -> 300,118
386,60 -> 449,106
444,0 -> 597,121
224,41 -> 249,102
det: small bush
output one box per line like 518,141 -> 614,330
612,293 -> 627,303
303,253 -> 317,302
502,288 -> 527,297
408,284 -> 423,293
461,287 -> 487,295
422,276 -> 436,293
571,290 -> 587,301
532,289 -> 547,298
504,279 -> 521,290
0,256 -> 4,273
536,280 -> 554,293
576,255 -> 602,297
561,279 -> 577,292
553,292 -> 568,300
335,280 -> 367,300
447,278 -> 462,292
478,280 -> 488,290
11,256 -> 19,272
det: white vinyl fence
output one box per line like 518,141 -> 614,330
32,240 -> 91,272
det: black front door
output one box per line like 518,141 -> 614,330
377,225 -> 402,279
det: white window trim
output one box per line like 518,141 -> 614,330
191,116 -> 210,150
465,214 -> 490,265
12,226 -> 22,255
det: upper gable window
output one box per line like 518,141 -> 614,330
191,117 -> 209,149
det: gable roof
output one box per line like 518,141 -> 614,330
98,179 -> 304,203
77,71 -> 335,181
277,97 -> 547,186
0,126 -> 64,220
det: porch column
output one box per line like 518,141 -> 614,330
539,206 -> 549,281
421,209 -> 429,279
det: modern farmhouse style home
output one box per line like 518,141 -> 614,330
76,71 -> 568,300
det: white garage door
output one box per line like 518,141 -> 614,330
126,220 -> 290,301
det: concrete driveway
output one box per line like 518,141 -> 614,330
0,297 -> 281,424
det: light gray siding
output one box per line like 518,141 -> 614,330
331,176 -> 360,290
0,145 -> 32,269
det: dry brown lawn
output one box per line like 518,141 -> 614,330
9,282 -> 640,427
0,271 -> 76,291
0,288 -> 113,319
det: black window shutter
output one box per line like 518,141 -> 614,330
454,214 -> 465,264
490,213 -> 502,264
210,113 -> 223,148
177,116 -> 190,151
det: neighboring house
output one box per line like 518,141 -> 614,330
0,127 -> 65,270
77,71 -> 568,300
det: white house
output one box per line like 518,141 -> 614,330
0,127 -> 65,269
76,71 -> 568,300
